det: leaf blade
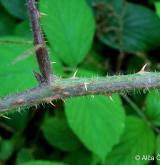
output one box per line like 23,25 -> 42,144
105,116 -> 156,165
40,0 -> 95,66
65,95 -> 125,161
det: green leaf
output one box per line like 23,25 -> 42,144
94,0 -> 160,52
64,149 -> 94,165
1,110 -> 30,132
0,138 -> 14,160
0,7 -> 16,36
0,37 -> 62,97
0,0 -> 27,19
16,148 -> 34,165
105,116 -> 156,165
40,0 -> 95,66
155,2 -> 160,16
127,56 -> 145,73
145,90 -> 160,127
156,135 -> 160,165
65,95 -> 125,161
42,116 -> 81,151
48,48 -> 64,76
14,21 -> 32,38
148,0 -> 157,5
0,37 -> 38,97
20,160 -> 67,165
79,49 -> 106,75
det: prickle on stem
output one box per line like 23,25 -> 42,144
138,64 -> 149,75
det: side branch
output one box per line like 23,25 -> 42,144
28,0 -> 53,83
0,72 -> 160,112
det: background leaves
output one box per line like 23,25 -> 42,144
0,0 -> 27,19
0,0 -> 160,164
105,116 -> 156,165
92,0 -> 160,53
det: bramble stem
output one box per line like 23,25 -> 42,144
0,72 -> 160,112
28,0 -> 53,84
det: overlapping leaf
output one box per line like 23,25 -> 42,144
65,95 -> 125,161
42,116 -> 81,151
105,116 -> 156,165
145,90 -> 160,127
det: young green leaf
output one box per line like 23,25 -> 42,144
105,116 -> 156,165
65,95 -> 125,161
40,0 -> 95,66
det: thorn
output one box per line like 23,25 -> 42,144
50,101 -> 55,107
84,82 -> 89,91
71,69 -> 78,79
106,93 -> 114,101
51,61 -> 56,64
138,64 -> 149,75
61,98 -> 65,103
36,10 -> 47,18
1,115 -> 11,119
141,63 -> 148,71
109,96 -> 114,101
42,103 -> 45,107
39,12 -> 47,16
34,104 -> 38,109
17,108 -> 21,113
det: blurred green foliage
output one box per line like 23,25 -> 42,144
0,0 -> 160,165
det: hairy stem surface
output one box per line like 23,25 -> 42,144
28,0 -> 53,83
0,72 -> 160,112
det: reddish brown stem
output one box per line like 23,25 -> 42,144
28,0 -> 53,84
